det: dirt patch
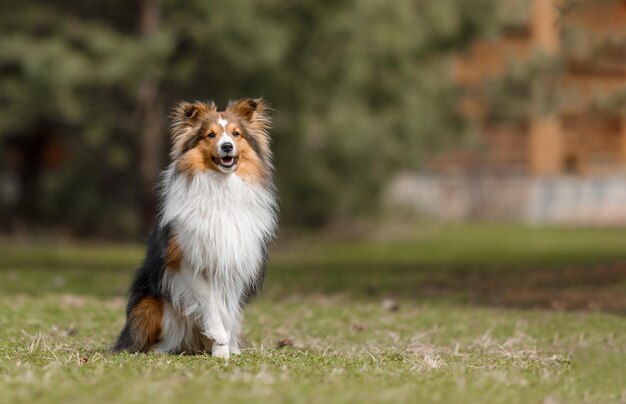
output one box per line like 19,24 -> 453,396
422,262 -> 626,313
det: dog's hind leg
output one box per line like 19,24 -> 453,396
153,302 -> 195,354
113,296 -> 164,353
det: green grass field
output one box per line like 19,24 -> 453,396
1,224 -> 625,403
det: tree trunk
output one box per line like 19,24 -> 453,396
137,0 -> 163,233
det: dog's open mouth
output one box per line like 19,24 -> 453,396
213,156 -> 239,168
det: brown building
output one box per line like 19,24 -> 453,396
436,0 -> 626,176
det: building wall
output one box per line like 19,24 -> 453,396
445,0 -> 626,176
386,172 -> 626,225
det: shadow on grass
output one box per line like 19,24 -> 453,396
267,261 -> 626,314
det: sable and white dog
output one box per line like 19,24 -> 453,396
113,98 -> 278,358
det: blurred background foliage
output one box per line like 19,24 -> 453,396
0,0 -> 499,238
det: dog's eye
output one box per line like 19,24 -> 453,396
207,132 -> 216,138
232,131 -> 240,137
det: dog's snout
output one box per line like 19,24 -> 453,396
221,143 -> 233,153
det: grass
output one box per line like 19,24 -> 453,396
0,223 -> 625,403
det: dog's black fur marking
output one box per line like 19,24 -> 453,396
112,223 -> 172,352
180,130 -> 205,155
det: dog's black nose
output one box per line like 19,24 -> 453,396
221,143 -> 233,153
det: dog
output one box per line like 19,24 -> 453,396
113,98 -> 278,358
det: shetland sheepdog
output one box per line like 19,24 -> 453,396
113,98 -> 278,358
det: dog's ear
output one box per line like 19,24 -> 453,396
171,101 -> 216,129
180,102 -> 201,121
169,101 -> 216,158
229,98 -> 270,127
229,98 -> 259,121
229,98 -> 272,139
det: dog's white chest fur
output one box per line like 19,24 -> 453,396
160,168 -> 277,286
154,167 -> 276,356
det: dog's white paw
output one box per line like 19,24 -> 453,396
212,343 -> 230,359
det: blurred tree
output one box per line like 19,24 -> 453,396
0,0 -> 497,237
0,2 -> 145,236
137,0 -> 166,231
0,1 -> 174,236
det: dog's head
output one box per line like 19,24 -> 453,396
170,98 -> 272,181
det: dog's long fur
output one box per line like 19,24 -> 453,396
113,98 -> 278,358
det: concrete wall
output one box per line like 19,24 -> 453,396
385,172 -> 626,225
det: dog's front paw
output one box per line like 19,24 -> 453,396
212,342 -> 230,359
